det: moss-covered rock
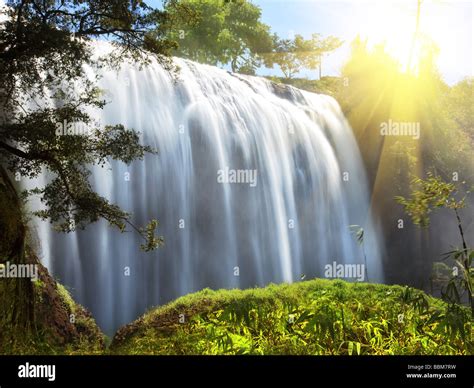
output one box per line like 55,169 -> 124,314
0,251 -> 106,354
0,168 -> 105,355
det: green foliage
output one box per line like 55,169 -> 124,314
338,37 -> 474,186
110,280 -> 473,355
446,78 -> 474,143
265,33 -> 343,79
56,283 -> 77,314
436,249 -> 474,308
0,0 -> 171,250
395,172 -> 465,228
140,219 -> 164,252
396,174 -> 473,314
164,0 -> 273,73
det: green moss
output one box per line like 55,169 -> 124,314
32,278 -> 45,289
110,279 -> 473,355
56,283 -> 77,314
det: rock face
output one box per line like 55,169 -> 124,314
0,168 -> 105,354
33,256 -> 106,350
268,80 -> 302,102
0,247 -> 106,354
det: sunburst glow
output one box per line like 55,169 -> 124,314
356,1 -> 465,74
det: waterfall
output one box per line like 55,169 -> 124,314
32,46 -> 383,335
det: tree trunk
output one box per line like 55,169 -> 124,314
231,57 -> 238,73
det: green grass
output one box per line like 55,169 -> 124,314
110,279 -> 473,355
2,269 -> 472,355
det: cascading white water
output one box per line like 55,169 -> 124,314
33,45 -> 383,335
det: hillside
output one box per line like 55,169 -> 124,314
110,279 -> 473,355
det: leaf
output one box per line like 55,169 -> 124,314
295,310 -> 313,324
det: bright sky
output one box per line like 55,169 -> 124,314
253,0 -> 473,84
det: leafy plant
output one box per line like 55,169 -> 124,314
264,33 -> 343,79
396,173 -> 473,315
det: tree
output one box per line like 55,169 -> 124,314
396,173 -> 473,315
0,0 -> 181,257
164,0 -> 273,74
266,34 -> 299,79
266,33 -> 342,79
317,35 -> 343,79
447,78 -> 474,143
